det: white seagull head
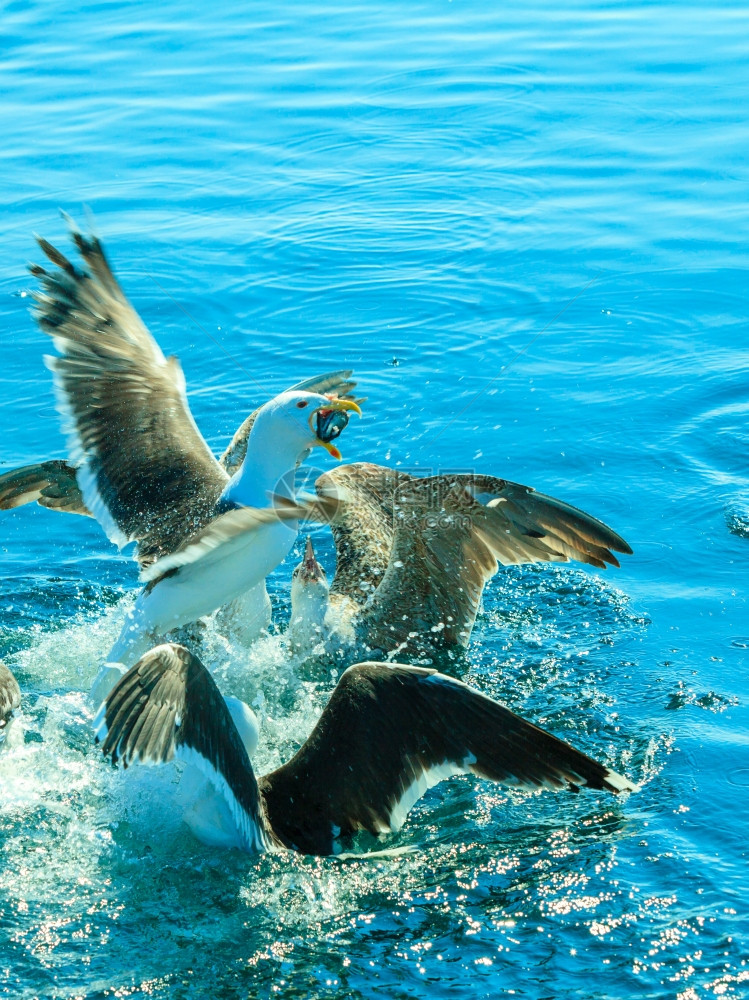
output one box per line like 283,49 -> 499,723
256,390 -> 362,463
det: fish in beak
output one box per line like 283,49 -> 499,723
311,397 -> 362,460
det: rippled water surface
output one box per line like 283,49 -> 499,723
1,2 -> 748,997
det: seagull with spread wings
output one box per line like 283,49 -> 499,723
2,454 -> 632,667
19,223 -> 360,678
95,643 -> 638,856
0,367 -> 358,655
287,463 -> 633,658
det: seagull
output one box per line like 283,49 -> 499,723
94,643 -> 638,856
0,662 -> 21,748
25,224 -> 361,674
288,536 -> 335,652
102,389 -> 359,669
0,371 -> 359,653
286,463 -> 633,658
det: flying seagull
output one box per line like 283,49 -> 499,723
95,643 -> 638,856
25,224 -> 360,671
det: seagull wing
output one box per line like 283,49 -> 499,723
313,463 -> 408,609
94,644 -> 273,853
259,661 -> 637,855
363,474 -> 632,650
466,475 -> 632,566
32,223 -> 228,566
0,460 -> 91,516
139,496 -> 340,585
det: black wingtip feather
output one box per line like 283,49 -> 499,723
37,237 -> 76,274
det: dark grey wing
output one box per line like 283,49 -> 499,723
0,460 -> 91,516
32,222 -> 228,567
466,475 -> 632,566
363,474 -> 632,651
0,662 -> 21,744
259,662 -> 637,855
313,463 -> 410,611
220,370 -> 362,476
94,643 -> 274,852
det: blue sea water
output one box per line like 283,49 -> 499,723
1,0 -> 748,997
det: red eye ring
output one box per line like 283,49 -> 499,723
296,400 -> 309,409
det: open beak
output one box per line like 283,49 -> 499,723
311,397 -> 362,460
300,536 -> 325,583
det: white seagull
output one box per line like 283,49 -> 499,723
95,643 -> 639,856
26,224 -> 360,682
0,371 -> 359,658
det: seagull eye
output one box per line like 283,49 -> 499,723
296,400 -> 308,409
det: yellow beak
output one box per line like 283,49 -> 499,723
323,398 -> 363,417
317,440 -> 343,460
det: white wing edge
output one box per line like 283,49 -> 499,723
139,506 -> 301,583
177,745 -> 273,854
44,353 -> 131,548
93,700 -> 274,854
385,756 -> 477,833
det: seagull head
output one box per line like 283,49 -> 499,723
289,537 -> 331,649
263,390 -> 362,462
294,535 -> 329,587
